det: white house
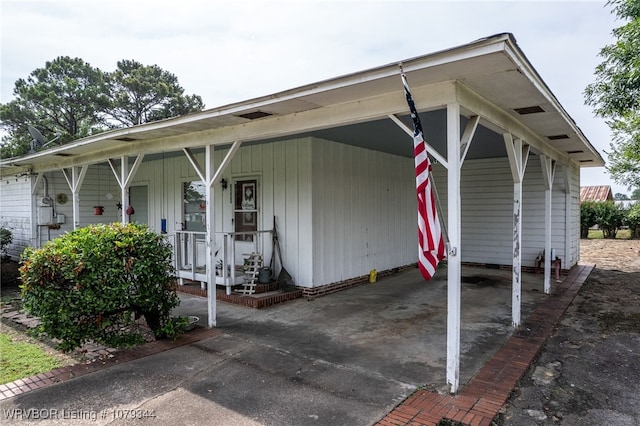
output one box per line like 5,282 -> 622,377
0,33 -> 603,392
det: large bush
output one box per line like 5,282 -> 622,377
20,223 -> 183,351
625,203 -> 640,239
594,201 -> 625,238
593,201 -> 625,239
580,201 -> 598,238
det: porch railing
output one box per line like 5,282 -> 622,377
174,230 -> 273,295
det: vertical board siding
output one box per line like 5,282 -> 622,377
26,167 -> 120,246
311,139 -> 416,286
132,140 -> 313,287
3,139 -> 581,285
1,166 -> 123,258
567,163 -> 581,266
432,156 -> 577,269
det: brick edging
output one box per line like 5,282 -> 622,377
377,263 -> 595,426
0,326 -> 221,401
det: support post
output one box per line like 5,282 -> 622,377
205,145 -> 217,328
540,155 -> 556,294
183,141 -> 242,327
120,157 -> 129,225
108,155 -> 145,225
562,166 -> 573,267
61,165 -> 89,230
503,134 -> 529,327
446,103 -> 462,394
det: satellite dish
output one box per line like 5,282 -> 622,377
27,124 -> 61,153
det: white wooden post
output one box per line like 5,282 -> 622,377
503,134 -> 529,327
61,165 -> 89,230
108,155 -> 145,225
205,145 -> 217,327
391,104 -> 477,394
540,155 -> 556,294
446,103 -> 462,394
120,157 -> 129,225
562,167 -> 573,268
184,142 -> 242,328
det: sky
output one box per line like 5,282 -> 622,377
0,0 -> 632,196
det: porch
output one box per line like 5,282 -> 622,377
174,228 -> 303,308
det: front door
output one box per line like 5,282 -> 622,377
233,178 -> 259,263
234,179 -> 258,239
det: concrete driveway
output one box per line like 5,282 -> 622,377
1,266 -> 549,425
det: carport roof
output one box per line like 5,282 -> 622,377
0,32 -> 604,175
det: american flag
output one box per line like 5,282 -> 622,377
402,73 -> 446,280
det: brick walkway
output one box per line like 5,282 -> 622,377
376,263 -> 594,426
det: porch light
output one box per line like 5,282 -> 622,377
221,178 -> 228,190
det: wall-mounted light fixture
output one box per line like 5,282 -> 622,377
221,178 -> 228,190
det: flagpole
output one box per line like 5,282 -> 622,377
399,63 -> 451,250
427,163 -> 450,248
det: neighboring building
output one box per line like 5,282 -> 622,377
580,185 -> 614,202
0,33 -> 605,392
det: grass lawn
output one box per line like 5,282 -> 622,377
0,332 -> 64,385
587,229 -> 632,239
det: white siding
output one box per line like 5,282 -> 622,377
566,163 -> 581,267
1,166 -> 122,259
522,156 -> 568,267
433,156 -> 578,269
3,140 -> 582,285
311,140 -> 416,286
29,167 -> 120,244
132,139 -> 314,287
0,175 -> 33,260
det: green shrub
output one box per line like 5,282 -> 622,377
593,201 -> 625,239
625,203 -> 640,239
580,201 -> 597,238
0,227 -> 12,260
19,223 -> 183,352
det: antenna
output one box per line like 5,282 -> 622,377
27,125 -> 61,153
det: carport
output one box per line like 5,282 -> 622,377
0,33 -> 603,393
173,265 -> 550,410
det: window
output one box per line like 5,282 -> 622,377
183,181 -> 206,232
234,179 -> 257,241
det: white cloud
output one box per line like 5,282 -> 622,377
0,0 -> 631,194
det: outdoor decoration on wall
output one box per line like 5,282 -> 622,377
56,193 -> 68,204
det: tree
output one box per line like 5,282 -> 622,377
585,0 -> 640,189
594,201 -> 626,238
0,56 -> 110,158
106,60 -> 204,127
632,187 -> 640,199
625,203 -> 640,238
0,58 -> 205,158
614,192 -> 630,200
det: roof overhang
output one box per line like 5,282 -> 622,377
0,33 -> 604,176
